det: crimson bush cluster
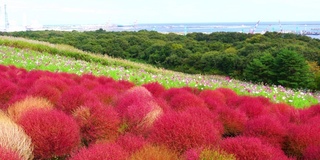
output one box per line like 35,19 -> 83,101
0,64 -> 320,159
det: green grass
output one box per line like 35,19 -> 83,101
0,36 -> 319,108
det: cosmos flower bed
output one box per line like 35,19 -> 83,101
1,64 -> 320,160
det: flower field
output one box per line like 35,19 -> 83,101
0,45 -> 318,108
1,64 -> 320,159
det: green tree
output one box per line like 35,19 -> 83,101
243,53 -> 275,84
273,49 -> 314,89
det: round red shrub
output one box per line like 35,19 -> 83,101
199,89 -> 227,111
0,146 -> 21,160
218,107 -> 248,137
0,79 -> 18,109
181,86 -> 201,95
90,85 -> 119,106
160,88 -> 191,102
300,104 -> 320,122
303,145 -> 320,160
69,143 -> 128,160
283,124 -> 320,158
184,107 -> 224,135
79,78 -> 100,90
149,109 -> 221,153
18,109 -> 80,159
168,92 -> 207,111
56,86 -> 100,114
243,115 -> 287,148
27,83 -> 62,104
72,105 -> 121,146
33,76 -> 69,92
269,103 -> 300,125
184,149 -> 200,160
237,96 -> 269,118
116,133 -> 146,154
220,136 -> 289,160
96,76 -> 116,85
142,82 -> 166,98
214,87 -> 238,102
116,86 -> 163,134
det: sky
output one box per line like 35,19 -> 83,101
1,0 -> 319,26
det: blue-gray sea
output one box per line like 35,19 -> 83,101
45,21 -> 320,39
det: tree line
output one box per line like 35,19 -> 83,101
1,29 -> 320,90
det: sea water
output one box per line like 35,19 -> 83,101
44,21 -> 320,39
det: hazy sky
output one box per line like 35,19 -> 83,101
2,0 -> 319,25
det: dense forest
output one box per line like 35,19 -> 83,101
2,30 -> 320,90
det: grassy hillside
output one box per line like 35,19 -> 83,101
2,30 -> 320,90
0,36 -> 319,108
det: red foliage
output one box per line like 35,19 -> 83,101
96,76 -> 116,85
220,136 -> 289,160
27,83 -> 62,104
184,107 -> 224,135
0,146 -> 21,160
214,87 -> 238,102
115,80 -> 135,92
72,105 -> 121,146
142,82 -> 166,98
149,109 -> 221,153
283,124 -> 320,158
181,86 -> 201,95
116,133 -> 147,154
56,86 -> 101,114
80,78 -> 100,90
218,107 -> 248,137
183,148 -> 200,160
18,109 -> 80,159
0,79 -> 18,109
160,88 -> 191,102
269,103 -> 300,125
168,92 -> 207,111
90,85 -> 119,106
33,76 -> 69,92
69,143 -> 128,160
243,115 -> 287,148
199,89 -> 227,111
237,96 -> 269,118
299,104 -> 320,122
116,86 -> 163,134
303,145 -> 320,160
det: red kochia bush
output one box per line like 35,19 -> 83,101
303,145 -> 320,160
27,83 -> 62,104
149,108 -> 221,153
72,105 -> 121,146
116,133 -> 147,154
299,104 -> 320,122
0,146 -> 21,160
218,107 -> 248,137
56,86 -> 100,114
168,91 -> 207,111
18,109 -> 80,159
142,82 -> 166,98
214,87 -> 238,102
220,137 -> 289,160
160,88 -> 191,102
269,103 -> 300,125
116,86 -> 163,134
283,124 -> 320,158
199,89 -> 227,111
237,96 -> 269,118
90,85 -> 119,106
69,143 -> 128,160
243,115 -> 287,148
0,79 -> 18,109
